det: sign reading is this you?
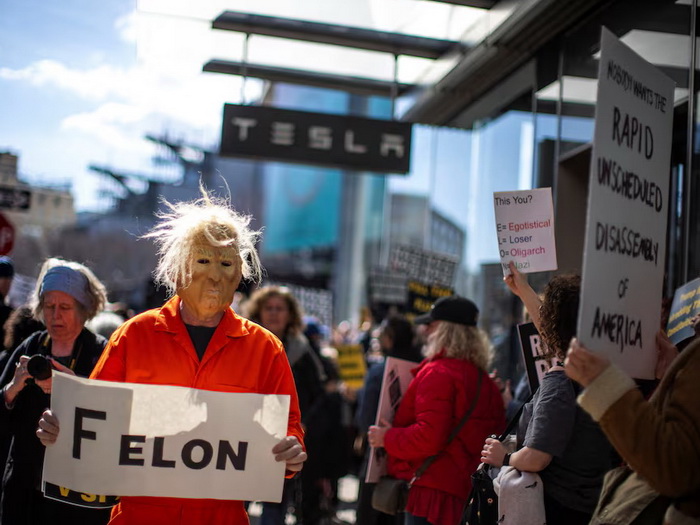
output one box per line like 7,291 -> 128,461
493,188 -> 557,275
43,373 -> 290,503
577,28 -> 675,379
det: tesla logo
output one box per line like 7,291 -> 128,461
230,117 -> 406,159
220,104 -> 412,174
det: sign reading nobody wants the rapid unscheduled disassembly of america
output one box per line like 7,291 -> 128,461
43,372 -> 290,502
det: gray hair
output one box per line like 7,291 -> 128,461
31,257 -> 107,323
142,186 -> 262,296
425,321 -> 492,371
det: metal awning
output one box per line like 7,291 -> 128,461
203,59 -> 415,97
212,11 -> 465,59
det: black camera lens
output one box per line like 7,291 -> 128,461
27,355 -> 52,381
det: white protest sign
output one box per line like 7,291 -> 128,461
43,372 -> 290,502
494,188 -> 557,275
365,357 -> 415,483
577,28 -> 675,379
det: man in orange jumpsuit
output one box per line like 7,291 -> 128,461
37,189 -> 306,524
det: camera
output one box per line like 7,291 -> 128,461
27,355 -> 53,381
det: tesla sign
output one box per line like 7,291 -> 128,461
220,104 -> 412,174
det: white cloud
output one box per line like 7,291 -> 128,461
0,59 -> 133,100
115,11 -> 138,43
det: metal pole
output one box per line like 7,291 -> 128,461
682,1 -> 697,282
241,33 -> 250,103
391,54 -> 399,119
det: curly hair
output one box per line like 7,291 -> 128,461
539,274 -> 581,360
142,185 -> 262,296
244,286 -> 304,337
31,258 -> 107,322
425,321 -> 492,371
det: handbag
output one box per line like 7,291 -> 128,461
463,392 -> 534,525
372,475 -> 410,515
492,466 -> 545,525
372,372 -> 484,515
464,463 -> 499,525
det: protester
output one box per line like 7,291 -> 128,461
304,318 -> 352,519
565,332 -> 700,523
245,285 -> 326,525
368,296 -> 504,525
0,256 -> 15,348
0,305 -> 45,489
3,305 -> 45,354
37,189 -> 306,525
0,258 -> 110,524
355,315 -> 420,525
481,263 -> 613,525
85,309 -> 125,340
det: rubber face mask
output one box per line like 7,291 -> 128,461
177,244 -> 242,322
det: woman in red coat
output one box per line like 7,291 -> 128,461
368,296 -> 504,525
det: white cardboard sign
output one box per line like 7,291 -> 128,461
43,372 -> 290,502
494,188 -> 557,275
365,357 -> 416,483
577,28 -> 675,379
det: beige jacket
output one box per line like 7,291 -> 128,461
579,338 -> 700,524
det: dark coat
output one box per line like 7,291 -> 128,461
0,328 -> 109,525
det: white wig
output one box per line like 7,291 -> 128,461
143,187 -> 262,296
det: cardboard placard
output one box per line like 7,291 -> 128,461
43,373 -> 289,502
577,28 -> 675,379
666,278 -> 700,345
365,357 -> 416,483
494,188 -> 558,275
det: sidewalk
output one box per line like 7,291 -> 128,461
248,475 -> 359,525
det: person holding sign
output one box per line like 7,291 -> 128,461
37,188 -> 306,525
481,262 -> 613,525
565,334 -> 700,523
368,296 -> 504,525
0,258 -> 111,525
244,286 -> 326,525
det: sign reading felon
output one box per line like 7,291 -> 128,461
220,104 -> 412,174
43,373 -> 290,503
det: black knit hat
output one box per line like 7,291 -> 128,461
414,295 -> 479,327
0,257 -> 14,278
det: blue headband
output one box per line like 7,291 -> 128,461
40,266 -> 91,309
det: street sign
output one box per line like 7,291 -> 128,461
0,213 -> 14,255
0,186 -> 30,210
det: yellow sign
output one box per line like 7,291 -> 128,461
335,344 -> 366,389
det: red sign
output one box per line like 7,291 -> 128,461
0,213 -> 15,255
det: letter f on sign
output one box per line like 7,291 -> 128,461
73,407 -> 106,459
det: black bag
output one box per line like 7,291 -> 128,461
371,373 -> 485,516
463,464 -> 498,525
371,475 -> 410,515
462,390 -> 535,525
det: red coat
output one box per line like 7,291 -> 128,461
90,296 -> 303,525
385,355 -> 504,500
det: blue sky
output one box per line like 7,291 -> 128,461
1,0 -> 139,206
0,0 -> 484,211
0,0 -> 255,210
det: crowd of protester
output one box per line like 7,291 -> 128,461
0,189 -> 695,525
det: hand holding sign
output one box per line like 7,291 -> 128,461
564,338 -> 611,387
272,436 -> 307,472
37,409 -> 59,447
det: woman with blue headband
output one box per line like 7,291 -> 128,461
0,258 -> 111,525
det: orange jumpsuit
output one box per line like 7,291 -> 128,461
90,296 -> 304,525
